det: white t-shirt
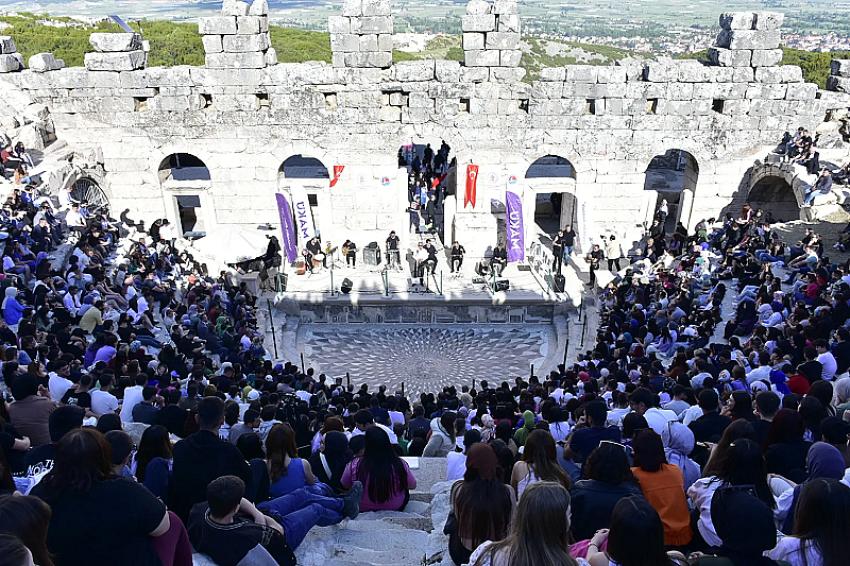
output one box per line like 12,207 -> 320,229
446,451 -> 467,481
468,541 -> 589,566
48,373 -> 73,403
90,390 -> 119,416
120,385 -> 144,423
643,407 -> 679,435
767,537 -> 822,566
817,351 -> 837,380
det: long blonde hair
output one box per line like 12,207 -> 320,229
473,481 -> 578,566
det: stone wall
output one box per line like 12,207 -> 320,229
0,3 -> 848,256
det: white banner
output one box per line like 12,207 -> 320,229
290,186 -> 316,244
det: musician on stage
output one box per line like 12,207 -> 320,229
306,236 -> 324,269
450,241 -> 466,273
491,244 -> 508,277
342,239 -> 358,268
302,247 -> 315,273
424,242 -> 438,279
386,230 -> 401,269
414,242 -> 428,284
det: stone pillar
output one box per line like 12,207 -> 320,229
0,36 -> 24,73
827,60 -> 850,93
328,0 -> 393,69
85,33 -> 147,71
462,0 -> 521,68
199,0 -> 276,69
708,11 -> 783,70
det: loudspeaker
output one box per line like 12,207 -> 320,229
553,273 -> 566,293
495,279 -> 510,292
341,278 -> 353,294
363,247 -> 381,266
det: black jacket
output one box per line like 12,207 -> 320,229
570,479 -> 644,541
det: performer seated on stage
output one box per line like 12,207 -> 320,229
342,239 -> 358,268
302,247 -> 315,273
386,231 -> 400,269
450,241 -> 466,273
414,242 -> 428,283
491,244 -> 507,277
306,236 -> 324,269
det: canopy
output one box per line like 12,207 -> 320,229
189,227 -> 270,266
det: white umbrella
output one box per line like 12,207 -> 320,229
190,227 -> 271,265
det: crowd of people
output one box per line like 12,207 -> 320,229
3,144 -> 850,566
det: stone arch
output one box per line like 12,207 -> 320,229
643,149 -> 700,231
523,155 -> 578,235
748,175 -> 799,223
157,153 -> 211,186
278,154 -> 330,180
71,176 -> 111,214
155,153 -> 213,236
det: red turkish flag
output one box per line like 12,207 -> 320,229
464,164 -> 478,209
432,172 -> 447,189
329,165 -> 344,188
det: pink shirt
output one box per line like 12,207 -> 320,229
341,457 -> 417,512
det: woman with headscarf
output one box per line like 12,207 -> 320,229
308,431 -> 351,494
2,287 -> 25,327
448,443 -> 515,566
661,422 -> 699,489
512,409 -> 536,447
479,414 -> 496,443
776,442 -> 846,534
690,487 -> 781,566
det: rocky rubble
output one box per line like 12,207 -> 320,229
84,32 -> 147,72
0,36 -> 24,73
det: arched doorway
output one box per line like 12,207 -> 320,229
71,177 -> 109,214
748,176 -> 799,223
525,155 -> 577,236
279,155 -> 329,181
279,155 -> 330,244
644,150 -> 699,232
158,153 -> 211,236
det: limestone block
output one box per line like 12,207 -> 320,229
565,65 -> 597,82
667,82 -> 694,100
494,0 -> 518,14
676,61 -> 711,82
707,47 -> 751,67
498,14 -> 520,33
733,67 -> 754,82
393,60 -> 435,81
402,107 -> 429,122
539,67 -> 565,81
831,59 -> 850,78
643,62 -> 675,82
265,47 -> 277,66
331,52 -> 345,67
330,34 -> 360,52
343,51 -> 391,68
753,12 -> 784,30
463,33 -> 485,50
754,66 -> 783,83
435,60 -> 461,82
464,49 -> 500,67
827,75 -> 850,94
237,16 -> 263,34
461,15 -> 496,33
205,51 -> 266,69
0,53 -> 22,73
358,34 -> 378,51
715,30 -> 780,51
711,82 -> 748,99
532,81 -> 562,98
198,16 -> 237,35
0,36 -> 17,54
466,0 -> 491,14
745,82 -> 786,99
223,33 -> 269,52
407,92 -> 433,109
328,16 -> 350,34
200,38 -> 225,59
490,67 -> 525,82
459,66 -> 489,83
342,0 -> 362,17
719,12 -> 755,30
222,0 -> 250,16
379,105 -> 401,121
351,16 -> 393,34
89,33 -> 142,53
377,34 -> 393,51
778,65 -> 802,83
707,66 -> 735,82
486,32 -> 519,50
361,0 -> 391,16
785,82 -> 817,100
595,66 -> 626,83
249,0 -> 269,16
27,53 -> 64,73
84,51 -> 146,71
750,49 -> 783,67
499,50 -> 522,67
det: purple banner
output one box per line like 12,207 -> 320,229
275,193 -> 298,263
505,190 -> 525,262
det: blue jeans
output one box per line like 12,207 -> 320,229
563,246 -> 573,259
804,189 -> 827,205
258,485 -> 344,550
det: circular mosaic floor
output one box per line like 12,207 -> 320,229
300,325 -> 552,397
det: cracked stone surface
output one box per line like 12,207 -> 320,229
300,324 -> 551,396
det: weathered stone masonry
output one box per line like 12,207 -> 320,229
1,1 -> 849,255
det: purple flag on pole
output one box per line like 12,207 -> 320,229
505,190 -> 525,262
275,193 -> 298,263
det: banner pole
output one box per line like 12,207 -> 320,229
266,299 -> 278,359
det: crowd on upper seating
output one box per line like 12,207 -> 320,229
2,152 -> 850,566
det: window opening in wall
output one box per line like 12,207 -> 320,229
307,194 -> 318,206
324,92 -> 338,111
201,93 -> 213,109
460,98 -> 470,113
586,99 -> 597,115
646,98 -> 659,114
712,99 -> 725,113
133,97 -> 149,112
175,195 -> 204,237
519,99 -> 529,113
257,93 -> 270,108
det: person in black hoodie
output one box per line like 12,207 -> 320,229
308,431 -> 351,494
